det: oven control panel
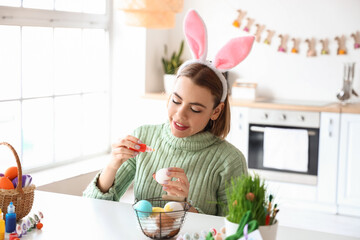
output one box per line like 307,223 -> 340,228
248,108 -> 320,128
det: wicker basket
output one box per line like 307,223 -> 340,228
0,142 -> 35,221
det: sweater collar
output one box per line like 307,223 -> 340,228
161,122 -> 220,151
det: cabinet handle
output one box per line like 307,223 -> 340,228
328,119 -> 333,137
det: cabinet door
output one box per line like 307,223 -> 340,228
317,112 -> 340,212
227,107 -> 249,159
338,113 -> 360,217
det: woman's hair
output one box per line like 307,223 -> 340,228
177,63 -> 231,139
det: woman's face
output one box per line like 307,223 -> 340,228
168,76 -> 223,138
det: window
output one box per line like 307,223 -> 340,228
0,1 -> 110,171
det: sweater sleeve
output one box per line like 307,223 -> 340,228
83,157 -> 136,201
83,126 -> 148,201
216,151 -> 248,216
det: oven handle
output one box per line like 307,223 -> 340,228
250,126 -> 316,136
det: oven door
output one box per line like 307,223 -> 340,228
248,124 -> 320,184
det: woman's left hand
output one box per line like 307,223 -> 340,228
162,167 -> 189,199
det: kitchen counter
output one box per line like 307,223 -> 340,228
340,102 -> 360,114
143,93 -> 360,113
13,191 -> 360,240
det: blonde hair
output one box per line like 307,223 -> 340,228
177,63 -> 231,139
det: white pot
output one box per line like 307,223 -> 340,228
163,74 -> 176,94
224,217 -> 239,236
258,220 -> 278,240
224,217 -> 278,240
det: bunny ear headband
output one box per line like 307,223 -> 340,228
177,9 -> 255,102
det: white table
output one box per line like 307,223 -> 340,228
8,191 -> 360,240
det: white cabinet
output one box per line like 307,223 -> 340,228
317,112 -> 340,213
337,113 -> 360,217
227,107 -> 249,158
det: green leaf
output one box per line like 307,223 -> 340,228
161,40 -> 184,74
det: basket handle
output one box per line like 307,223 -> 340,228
162,195 -> 186,202
0,142 -> 24,194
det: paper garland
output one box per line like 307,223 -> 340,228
232,9 -> 360,57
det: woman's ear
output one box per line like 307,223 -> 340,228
211,103 -> 225,120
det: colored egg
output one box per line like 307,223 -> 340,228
215,232 -> 223,240
133,200 -> 152,218
193,232 -> 200,239
0,177 -> 15,189
155,168 -> 171,184
164,201 -> 183,212
36,222 -> 43,230
183,233 -> 191,240
150,207 -> 165,217
12,175 -> 32,188
164,201 -> 184,218
155,213 -> 175,229
152,207 -> 165,213
5,166 -> 18,180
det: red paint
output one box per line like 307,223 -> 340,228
129,144 -> 154,152
130,144 -> 147,152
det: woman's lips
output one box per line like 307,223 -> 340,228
173,121 -> 189,131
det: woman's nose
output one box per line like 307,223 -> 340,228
176,105 -> 188,119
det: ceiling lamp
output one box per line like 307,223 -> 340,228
118,0 -> 184,29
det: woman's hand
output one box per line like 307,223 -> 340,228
162,167 -> 190,199
97,135 -> 141,193
109,135 -> 142,170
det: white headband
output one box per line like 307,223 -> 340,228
177,9 -> 255,103
177,59 -> 229,102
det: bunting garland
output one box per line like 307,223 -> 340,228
232,9 -> 360,57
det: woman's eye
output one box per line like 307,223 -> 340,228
172,99 -> 180,104
191,108 -> 201,113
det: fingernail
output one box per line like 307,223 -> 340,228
163,187 -> 168,190
166,172 -> 171,176
163,180 -> 168,184
137,140 -> 143,144
134,145 -> 140,150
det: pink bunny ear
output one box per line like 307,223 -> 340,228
214,36 -> 255,71
183,9 -> 207,61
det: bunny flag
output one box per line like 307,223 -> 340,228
177,9 -> 255,102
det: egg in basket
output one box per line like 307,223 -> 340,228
133,195 -> 191,239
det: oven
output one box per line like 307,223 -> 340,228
248,108 -> 320,185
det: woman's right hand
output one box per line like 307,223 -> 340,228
109,135 -> 142,170
98,135 -> 142,193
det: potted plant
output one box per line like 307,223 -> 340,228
161,40 -> 184,94
224,173 -> 279,240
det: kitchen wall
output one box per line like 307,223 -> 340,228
111,0 -> 360,137
162,0 -> 360,102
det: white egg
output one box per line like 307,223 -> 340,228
164,201 -> 184,218
155,168 -> 171,184
164,201 -> 184,212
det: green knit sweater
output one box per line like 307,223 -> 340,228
83,122 -> 248,216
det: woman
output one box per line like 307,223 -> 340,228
83,9 -> 254,216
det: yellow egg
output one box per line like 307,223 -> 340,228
150,207 -> 165,217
